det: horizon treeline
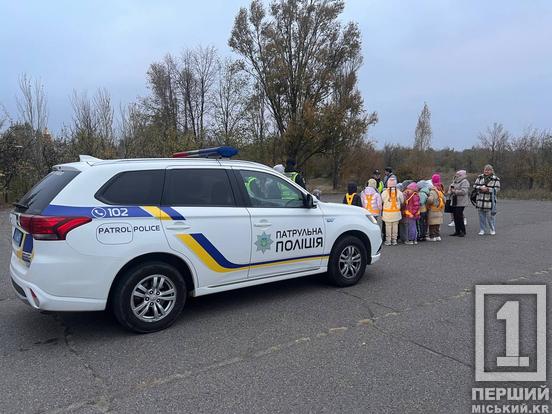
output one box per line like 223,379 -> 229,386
1,0 -> 551,203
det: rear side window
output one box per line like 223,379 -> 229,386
15,170 -> 80,214
96,170 -> 164,205
162,169 -> 236,207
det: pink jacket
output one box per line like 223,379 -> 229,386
402,184 -> 420,219
360,186 -> 382,216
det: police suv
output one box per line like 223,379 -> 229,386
9,147 -> 382,333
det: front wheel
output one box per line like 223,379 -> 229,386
327,236 -> 368,287
111,262 -> 187,333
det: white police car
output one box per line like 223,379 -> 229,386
9,147 -> 382,332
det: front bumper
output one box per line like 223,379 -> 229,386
10,263 -> 106,312
370,252 -> 381,265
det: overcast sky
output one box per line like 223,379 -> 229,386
0,0 -> 550,149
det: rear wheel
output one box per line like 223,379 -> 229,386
111,262 -> 186,333
327,236 -> 367,287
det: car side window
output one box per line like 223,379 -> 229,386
162,169 -> 236,207
239,170 -> 304,208
95,170 -> 164,205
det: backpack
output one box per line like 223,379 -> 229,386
470,188 -> 478,207
432,189 -> 445,210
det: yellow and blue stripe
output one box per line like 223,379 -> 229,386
41,205 -> 185,220
177,233 -> 328,273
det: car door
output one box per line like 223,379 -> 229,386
235,168 -> 326,280
160,167 -> 251,288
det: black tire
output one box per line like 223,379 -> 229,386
327,235 -> 368,287
111,262 -> 187,333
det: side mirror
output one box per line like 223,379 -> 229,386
304,193 -> 317,208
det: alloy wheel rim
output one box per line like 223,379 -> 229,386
131,274 -> 177,322
338,245 -> 362,279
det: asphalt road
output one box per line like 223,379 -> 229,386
1,199 -> 551,413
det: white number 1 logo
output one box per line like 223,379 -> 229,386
496,301 -> 529,367
475,285 -> 546,381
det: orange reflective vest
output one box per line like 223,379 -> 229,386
383,189 -> 400,213
345,193 -> 356,205
364,194 -> 380,215
403,193 -> 416,218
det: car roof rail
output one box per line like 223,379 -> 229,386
172,146 -> 238,159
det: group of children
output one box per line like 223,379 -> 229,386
343,174 -> 447,246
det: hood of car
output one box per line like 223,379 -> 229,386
317,201 -> 366,217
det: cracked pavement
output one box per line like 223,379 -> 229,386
1,199 -> 551,413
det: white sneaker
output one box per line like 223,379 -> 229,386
490,230 -> 496,235
413,240 -> 418,245
464,218 -> 467,225
436,236 -> 442,241
391,240 -> 397,246
405,241 -> 414,245
448,221 -> 455,227
478,230 -> 485,236
384,241 -> 391,246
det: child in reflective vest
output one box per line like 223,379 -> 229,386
343,182 -> 362,207
360,179 -> 383,228
402,182 -> 421,245
427,179 -> 446,241
381,177 -> 404,246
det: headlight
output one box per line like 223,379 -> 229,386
366,214 -> 377,225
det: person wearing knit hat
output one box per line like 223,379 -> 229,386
431,174 -> 444,191
448,169 -> 470,237
381,176 -> 404,246
360,179 -> 383,228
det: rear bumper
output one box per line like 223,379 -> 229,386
10,263 -> 106,311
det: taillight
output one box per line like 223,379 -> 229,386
19,215 -> 91,240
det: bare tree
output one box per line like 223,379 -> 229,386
193,46 -> 217,145
176,46 -> 218,146
94,88 -> 114,144
144,54 -> 179,135
69,89 -> 116,157
414,102 -> 432,151
246,82 -> 274,160
212,59 -> 249,146
16,74 -> 48,132
0,103 -> 10,131
478,122 -> 510,169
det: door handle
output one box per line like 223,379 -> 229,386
253,221 -> 272,228
166,221 -> 191,230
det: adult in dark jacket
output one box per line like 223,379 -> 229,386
473,164 -> 501,235
284,159 -> 306,189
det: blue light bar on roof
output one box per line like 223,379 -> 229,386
172,146 -> 239,159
